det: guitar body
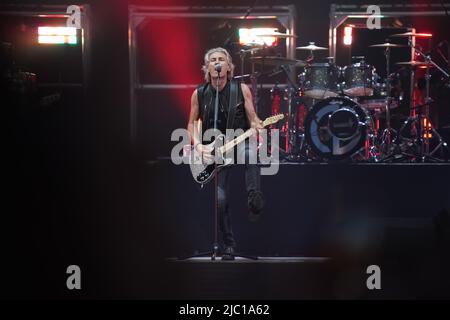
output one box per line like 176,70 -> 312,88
189,114 -> 284,185
190,159 -> 233,185
189,137 -> 233,184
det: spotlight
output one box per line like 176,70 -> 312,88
239,28 -> 278,47
343,26 -> 353,46
38,26 -> 77,45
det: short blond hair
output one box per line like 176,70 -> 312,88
201,47 -> 235,82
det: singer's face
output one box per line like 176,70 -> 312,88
208,52 -> 228,79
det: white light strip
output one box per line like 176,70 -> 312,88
68,35 -> 77,44
38,35 -> 78,44
38,35 -> 65,44
239,28 -> 278,46
38,26 -> 77,36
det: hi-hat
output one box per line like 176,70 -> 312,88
238,47 -> 263,54
396,61 -> 434,67
390,32 -> 433,38
241,42 -> 263,47
249,56 -> 306,67
296,43 -> 328,51
257,32 -> 297,38
370,42 -> 406,48
238,42 -> 265,54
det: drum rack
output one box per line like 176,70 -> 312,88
329,3 -> 450,61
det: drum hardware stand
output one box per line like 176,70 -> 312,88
279,65 -> 311,162
235,70 -> 262,115
414,46 -> 448,161
305,42 -> 317,63
369,135 -> 380,162
399,46 -> 449,162
398,105 -> 445,161
379,45 -> 398,162
238,42 -> 270,114
435,40 -> 450,69
239,45 -> 264,77
249,54 -> 261,114
358,128 -> 381,162
267,82 -> 286,158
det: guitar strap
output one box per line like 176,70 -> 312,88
226,80 -> 239,132
197,83 -> 212,139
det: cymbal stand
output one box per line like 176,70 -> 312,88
379,45 -> 398,161
238,44 -> 267,114
279,65 -> 309,161
410,45 -> 448,161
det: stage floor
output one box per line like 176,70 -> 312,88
160,252 -> 450,299
139,160 -> 450,299
146,160 -> 450,255
170,256 -> 330,263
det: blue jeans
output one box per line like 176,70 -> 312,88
217,143 -> 260,248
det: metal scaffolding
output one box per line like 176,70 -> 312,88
128,5 -> 297,150
329,2 -> 450,59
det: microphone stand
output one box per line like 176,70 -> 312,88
178,66 -> 222,261
212,66 -> 221,260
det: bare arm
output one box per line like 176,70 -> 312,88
187,89 -> 213,160
187,89 -> 201,146
241,83 -> 263,129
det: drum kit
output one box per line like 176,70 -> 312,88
235,31 -> 450,162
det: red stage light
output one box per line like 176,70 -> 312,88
422,118 -> 433,139
416,32 -> 433,38
343,26 -> 353,46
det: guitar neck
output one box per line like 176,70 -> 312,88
219,128 -> 256,155
216,115 -> 282,155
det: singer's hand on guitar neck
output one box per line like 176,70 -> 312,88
251,119 -> 264,133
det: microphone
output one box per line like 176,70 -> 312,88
214,63 -> 222,73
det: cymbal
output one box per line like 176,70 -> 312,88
390,32 -> 433,38
396,61 -> 434,67
256,32 -> 297,38
296,43 -> 328,51
249,56 -> 306,67
241,42 -> 263,48
370,42 -> 406,48
238,47 -> 263,54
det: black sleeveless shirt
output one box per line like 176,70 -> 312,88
197,80 -> 250,142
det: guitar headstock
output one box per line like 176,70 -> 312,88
263,113 -> 285,127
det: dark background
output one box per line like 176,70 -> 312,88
2,0 -> 450,299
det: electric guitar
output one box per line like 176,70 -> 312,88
189,114 -> 284,185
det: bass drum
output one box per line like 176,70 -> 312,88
304,97 -> 373,161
